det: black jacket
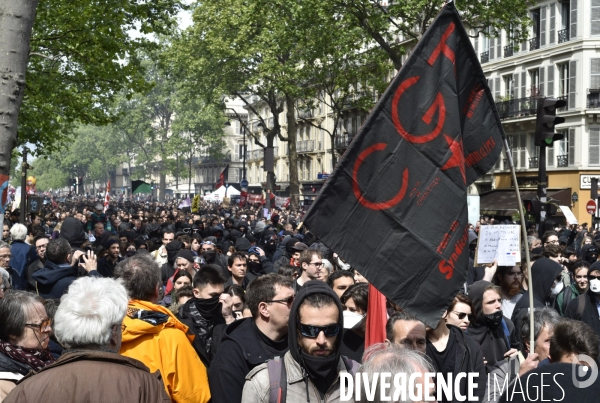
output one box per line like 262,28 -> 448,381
97,256 -> 122,278
176,298 -> 226,368
468,281 -> 520,372
32,261 -> 100,299
426,325 -> 486,402
208,318 -> 289,403
565,290 -> 600,336
511,258 -> 562,338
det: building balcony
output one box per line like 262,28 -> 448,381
504,45 -> 514,58
297,140 -> 315,153
298,109 -> 313,119
529,37 -> 540,51
529,156 -> 538,169
335,133 -> 353,149
494,97 -> 537,120
557,155 -> 568,167
558,28 -> 570,44
480,51 -> 489,64
588,90 -> 600,108
247,149 -> 264,161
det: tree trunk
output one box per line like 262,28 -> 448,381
159,170 -> 166,202
0,1 -> 39,189
285,95 -> 300,210
188,155 -> 192,197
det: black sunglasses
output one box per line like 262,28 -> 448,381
451,311 -> 474,321
265,296 -> 294,307
589,275 -> 600,281
298,323 -> 341,338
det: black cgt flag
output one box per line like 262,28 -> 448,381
303,2 -> 504,328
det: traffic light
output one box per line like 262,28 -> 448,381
534,97 -> 566,146
72,178 -> 77,187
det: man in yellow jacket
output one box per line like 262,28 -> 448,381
115,254 -> 211,403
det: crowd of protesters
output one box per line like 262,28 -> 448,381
0,200 -> 599,402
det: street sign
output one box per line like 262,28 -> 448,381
317,173 -> 330,180
586,199 -> 597,215
240,179 -> 248,188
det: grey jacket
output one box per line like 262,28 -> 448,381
242,351 -> 355,403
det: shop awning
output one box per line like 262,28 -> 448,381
479,188 -> 572,216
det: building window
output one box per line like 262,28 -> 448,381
558,63 -> 569,96
530,69 -> 540,97
504,75 -> 514,98
590,128 -> 600,166
509,133 -> 527,169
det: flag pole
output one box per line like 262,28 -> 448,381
501,138 -> 535,352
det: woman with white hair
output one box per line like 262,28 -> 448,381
7,225 -> 30,290
4,277 -> 170,403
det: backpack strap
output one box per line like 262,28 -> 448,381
267,356 -> 287,403
500,318 -> 511,350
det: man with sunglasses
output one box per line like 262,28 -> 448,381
243,281 -> 357,403
209,274 -> 294,403
565,261 -> 600,336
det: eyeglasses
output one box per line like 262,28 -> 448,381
298,323 -> 341,338
24,318 -> 51,332
266,296 -> 294,307
308,261 -> 323,267
451,311 -> 474,321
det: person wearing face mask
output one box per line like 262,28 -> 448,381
339,283 -> 367,363
176,265 -> 227,368
159,240 -> 183,286
468,281 -> 520,372
199,239 -> 229,278
259,230 -> 279,261
511,258 -> 564,339
555,261 -> 589,316
565,261 -> 600,336
242,281 -> 358,403
247,247 -> 274,277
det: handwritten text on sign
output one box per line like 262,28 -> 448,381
476,225 -> 521,266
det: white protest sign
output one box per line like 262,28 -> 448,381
559,205 -> 578,225
475,225 -> 521,266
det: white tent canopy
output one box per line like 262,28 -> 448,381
203,186 -> 240,202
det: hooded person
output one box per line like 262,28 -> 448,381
58,217 -> 87,249
579,244 -> 599,265
467,281 -> 519,372
259,230 -> 279,261
160,240 -> 183,286
511,258 -> 563,337
242,281 -> 358,402
273,238 -> 304,272
565,261 -> 600,336
199,237 -> 229,277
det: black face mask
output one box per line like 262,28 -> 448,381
194,295 -> 221,319
247,261 -> 263,275
265,242 -> 277,252
202,250 -> 217,262
299,349 -> 339,395
126,250 -> 136,257
481,310 -> 503,327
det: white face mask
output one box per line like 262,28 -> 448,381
589,279 -> 600,294
343,310 -> 365,329
551,281 -> 564,296
337,257 -> 351,271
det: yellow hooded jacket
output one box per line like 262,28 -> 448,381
120,299 -> 211,403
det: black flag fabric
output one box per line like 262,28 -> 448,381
303,3 -> 504,328
215,165 -> 229,189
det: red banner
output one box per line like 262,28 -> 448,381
239,191 -> 248,206
247,194 -> 264,204
274,195 -> 290,208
